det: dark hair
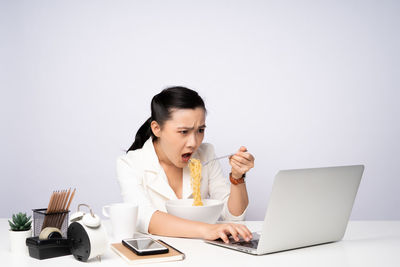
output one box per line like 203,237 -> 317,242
127,86 -> 206,152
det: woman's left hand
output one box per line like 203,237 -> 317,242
229,146 -> 255,179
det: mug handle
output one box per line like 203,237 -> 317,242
102,205 -> 110,218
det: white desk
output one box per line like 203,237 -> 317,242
1,219 -> 399,267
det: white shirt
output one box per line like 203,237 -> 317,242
116,138 -> 247,234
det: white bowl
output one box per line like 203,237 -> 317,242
165,199 -> 224,224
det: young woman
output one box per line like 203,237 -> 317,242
116,86 -> 255,243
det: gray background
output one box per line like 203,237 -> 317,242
1,0 -> 399,220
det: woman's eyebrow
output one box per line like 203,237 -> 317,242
177,125 -> 207,130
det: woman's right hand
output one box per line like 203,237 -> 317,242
202,223 -> 253,243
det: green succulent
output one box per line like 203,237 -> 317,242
8,212 -> 32,231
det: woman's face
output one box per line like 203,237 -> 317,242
152,107 -> 206,168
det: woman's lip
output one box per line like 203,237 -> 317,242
181,153 -> 192,163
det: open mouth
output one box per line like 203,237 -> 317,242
181,152 -> 193,163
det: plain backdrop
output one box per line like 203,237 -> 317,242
1,0 -> 399,221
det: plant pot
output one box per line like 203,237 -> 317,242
9,229 -> 32,255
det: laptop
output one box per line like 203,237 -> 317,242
205,165 -> 364,255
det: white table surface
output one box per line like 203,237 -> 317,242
1,219 -> 399,267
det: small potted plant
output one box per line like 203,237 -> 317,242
9,212 -> 32,254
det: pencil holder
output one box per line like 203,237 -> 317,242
32,208 -> 70,237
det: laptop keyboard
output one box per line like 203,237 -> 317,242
214,232 -> 260,250
232,239 -> 259,248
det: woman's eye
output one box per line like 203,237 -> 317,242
180,130 -> 188,134
198,128 -> 205,133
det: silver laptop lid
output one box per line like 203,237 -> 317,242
257,165 -> 364,254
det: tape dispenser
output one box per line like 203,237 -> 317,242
68,204 -> 108,262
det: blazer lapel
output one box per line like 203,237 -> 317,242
141,138 -> 177,200
146,171 -> 177,200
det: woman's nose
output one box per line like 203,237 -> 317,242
186,132 -> 198,148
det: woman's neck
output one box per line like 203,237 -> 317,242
153,139 -> 183,198
153,139 -> 176,168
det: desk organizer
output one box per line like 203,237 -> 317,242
32,208 -> 69,237
27,209 -> 71,260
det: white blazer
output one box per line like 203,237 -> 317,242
116,138 -> 247,234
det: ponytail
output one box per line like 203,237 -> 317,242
127,117 -> 154,151
127,86 -> 206,153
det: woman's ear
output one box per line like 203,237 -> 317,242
151,121 -> 161,137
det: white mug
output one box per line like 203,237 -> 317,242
102,203 -> 138,241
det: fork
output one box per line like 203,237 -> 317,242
201,153 -> 235,166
